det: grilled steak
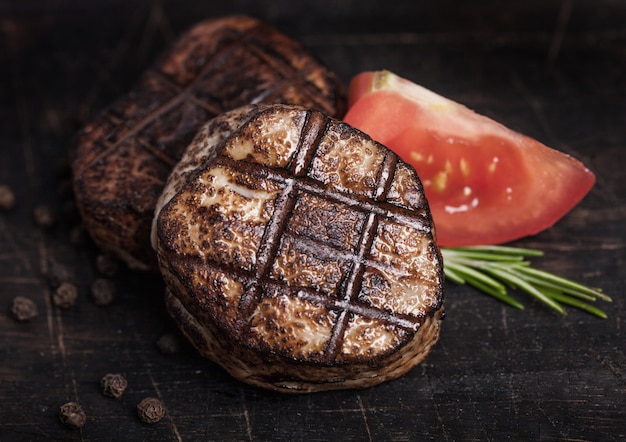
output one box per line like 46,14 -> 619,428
72,15 -> 346,271
153,104 -> 445,393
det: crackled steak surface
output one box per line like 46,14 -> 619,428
72,15 -> 345,271
153,104 -> 444,393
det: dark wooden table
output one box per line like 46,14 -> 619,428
1,1 -> 624,440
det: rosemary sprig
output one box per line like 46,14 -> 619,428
441,245 -> 611,318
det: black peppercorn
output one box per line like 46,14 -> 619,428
11,296 -> 38,321
59,402 -> 86,429
53,282 -> 78,309
90,278 -> 116,306
33,203 -> 56,229
0,184 -> 16,211
100,373 -> 128,399
44,259 -> 76,289
156,333 -> 181,355
96,254 -> 120,277
137,397 -> 166,423
69,224 -> 88,248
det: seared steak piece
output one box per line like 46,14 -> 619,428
72,15 -> 346,271
153,104 -> 444,393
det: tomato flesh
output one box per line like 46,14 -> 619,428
344,71 -> 596,246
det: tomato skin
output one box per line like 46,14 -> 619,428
344,71 -> 596,246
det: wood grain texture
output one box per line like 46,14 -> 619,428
1,0 -> 624,440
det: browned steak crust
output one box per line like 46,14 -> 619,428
72,15 -> 346,271
153,104 -> 444,393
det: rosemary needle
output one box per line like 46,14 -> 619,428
443,261 -> 525,309
441,246 -> 611,318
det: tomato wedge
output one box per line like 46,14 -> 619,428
344,70 -> 595,246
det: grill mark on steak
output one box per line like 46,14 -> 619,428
77,28 -> 257,174
375,152 -> 398,201
162,225 -> 440,314
244,42 -> 337,115
324,213 -> 377,361
237,111 -> 328,331
323,153 -> 397,361
186,92 -> 226,115
289,112 -> 329,177
168,251 -> 426,335
247,79 -> 289,105
136,138 -> 179,168
281,234 -> 440,290
215,155 -> 432,235
295,289 -> 424,332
